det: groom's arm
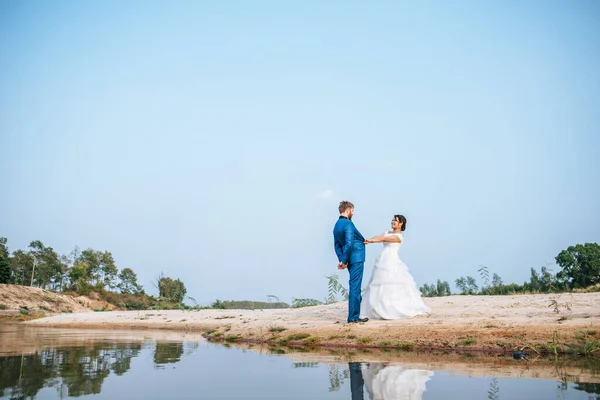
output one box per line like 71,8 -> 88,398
340,223 -> 355,265
334,235 -> 343,262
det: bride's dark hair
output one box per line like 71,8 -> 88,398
394,215 -> 407,231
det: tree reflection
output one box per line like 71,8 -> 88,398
0,343 -> 141,399
153,342 -> 184,368
488,378 -> 500,400
573,382 -> 600,395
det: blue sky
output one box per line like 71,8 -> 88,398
1,0 -> 599,305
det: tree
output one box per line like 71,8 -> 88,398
436,279 -> 452,296
158,276 -> 187,303
491,273 -> 503,288
78,249 -> 101,285
455,276 -> 478,295
28,241 -> 63,289
556,243 -> 600,288
8,249 -> 34,285
420,280 -> 451,297
117,268 -> 142,295
455,277 -> 467,295
99,252 -> 118,289
0,237 -> 11,284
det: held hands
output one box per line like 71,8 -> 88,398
337,262 -> 348,270
364,239 -> 371,244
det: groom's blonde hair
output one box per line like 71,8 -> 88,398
338,201 -> 354,214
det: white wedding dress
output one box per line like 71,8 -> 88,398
360,232 -> 430,320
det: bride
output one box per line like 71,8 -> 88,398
360,215 -> 430,320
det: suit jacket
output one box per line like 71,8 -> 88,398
333,216 -> 366,265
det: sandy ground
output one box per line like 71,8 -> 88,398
24,292 -> 600,353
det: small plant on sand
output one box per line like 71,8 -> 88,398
357,337 -> 372,344
549,297 -> 572,314
328,335 -> 344,339
285,333 -> 311,341
460,338 -> 476,346
378,341 -> 391,346
394,342 -> 414,350
544,331 -> 562,355
225,335 -> 241,342
268,325 -> 287,333
0,304 -> 6,310
304,337 -> 321,345
347,335 -> 357,339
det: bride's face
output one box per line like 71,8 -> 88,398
391,218 -> 401,230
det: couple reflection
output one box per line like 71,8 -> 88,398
349,362 -> 433,400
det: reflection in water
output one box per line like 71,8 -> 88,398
349,362 -> 434,400
487,378 -> 500,400
349,362 -> 365,400
0,341 -> 199,399
1,327 -> 600,400
0,343 -> 142,399
153,342 -> 184,368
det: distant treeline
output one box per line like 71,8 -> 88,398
0,237 -> 189,310
420,242 -> 600,297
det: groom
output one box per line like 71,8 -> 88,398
333,201 -> 368,324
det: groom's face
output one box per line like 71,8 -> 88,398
348,208 -> 354,220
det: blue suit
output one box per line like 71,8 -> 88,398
333,216 -> 366,322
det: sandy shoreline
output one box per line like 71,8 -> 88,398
24,292 -> 600,354
2,325 -> 599,383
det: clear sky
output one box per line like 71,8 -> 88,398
1,0 -> 599,305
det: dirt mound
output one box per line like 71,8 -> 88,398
0,284 -> 95,315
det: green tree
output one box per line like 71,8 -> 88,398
455,277 -> 467,294
436,279 -> 452,296
491,273 -> 503,288
420,280 -> 451,297
100,251 -> 118,289
158,276 -> 187,303
455,276 -> 478,295
8,249 -> 34,285
556,243 -> 600,288
68,259 -> 91,293
79,249 -> 101,285
28,240 -> 63,290
0,237 -> 11,284
117,268 -> 143,294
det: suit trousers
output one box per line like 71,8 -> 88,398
347,261 -> 364,322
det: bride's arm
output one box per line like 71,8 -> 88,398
365,232 -> 401,243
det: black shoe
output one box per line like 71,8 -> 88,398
349,318 -> 369,324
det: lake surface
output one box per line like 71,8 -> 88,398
0,324 -> 599,399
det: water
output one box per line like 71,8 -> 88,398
0,324 -> 599,399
